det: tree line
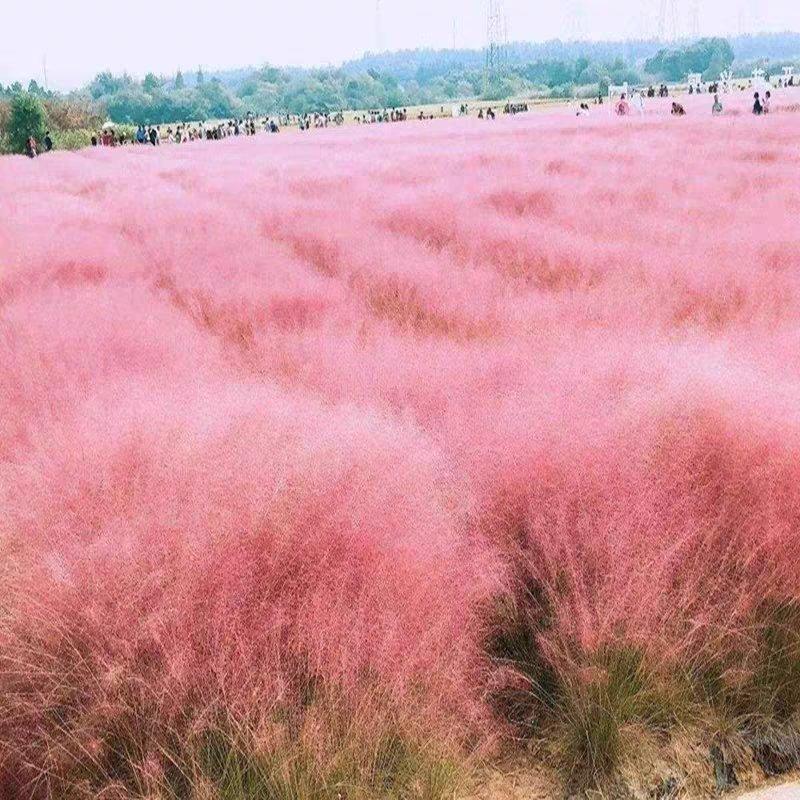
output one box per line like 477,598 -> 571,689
1,33 -> 799,152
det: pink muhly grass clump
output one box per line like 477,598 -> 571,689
3,95 -> 800,793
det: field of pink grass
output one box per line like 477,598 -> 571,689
2,89 -> 800,799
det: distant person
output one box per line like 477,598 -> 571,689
149,126 -> 158,145
712,94 -> 723,116
486,107 -> 495,119
478,108 -> 484,119
753,92 -> 763,115
634,90 -> 645,115
43,131 -> 53,152
24,135 -> 37,158
615,94 -> 630,116
763,91 -> 771,113
671,101 -> 686,116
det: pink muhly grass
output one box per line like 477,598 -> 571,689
3,93 -> 800,793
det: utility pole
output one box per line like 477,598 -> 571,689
42,55 -> 48,91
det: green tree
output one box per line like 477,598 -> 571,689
645,37 -> 733,81
88,71 -> 128,99
7,92 -> 47,153
175,69 -> 184,89
196,67 -> 205,85
143,72 -> 160,93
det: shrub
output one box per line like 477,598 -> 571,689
53,128 -> 94,150
6,91 -> 47,153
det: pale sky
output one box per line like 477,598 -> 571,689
2,0 -> 798,91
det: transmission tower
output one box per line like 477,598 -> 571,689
566,0 -> 586,39
375,0 -> 384,52
688,0 -> 700,37
658,0 -> 680,40
485,0 -> 509,80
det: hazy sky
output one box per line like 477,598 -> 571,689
2,0 -> 799,91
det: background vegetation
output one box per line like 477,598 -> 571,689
2,32 -> 800,151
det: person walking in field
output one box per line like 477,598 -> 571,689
43,131 -> 53,152
753,92 -> 763,115
712,94 -> 723,116
671,101 -> 686,116
615,94 -> 630,116
763,91 -> 771,113
24,135 -> 37,158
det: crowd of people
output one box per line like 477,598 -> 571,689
19,79 -> 789,158
132,116 -> 282,146
609,86 -> 774,119
354,108 -> 407,124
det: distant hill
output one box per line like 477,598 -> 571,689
338,32 -> 800,81
187,32 -> 800,90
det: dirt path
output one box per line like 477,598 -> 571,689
736,783 -> 800,799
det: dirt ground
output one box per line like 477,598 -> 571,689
736,783 -> 800,800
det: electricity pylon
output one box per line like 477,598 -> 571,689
658,0 -> 680,40
485,0 -> 509,87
